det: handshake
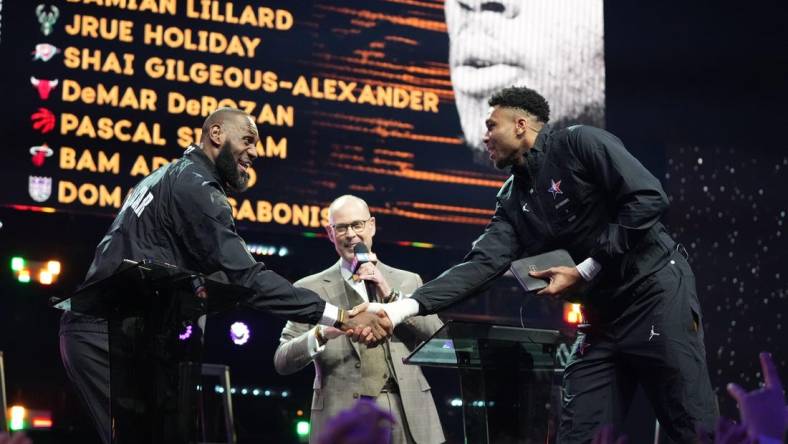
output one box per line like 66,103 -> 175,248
326,302 -> 393,347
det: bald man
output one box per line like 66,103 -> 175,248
274,195 -> 445,444
59,109 -> 391,443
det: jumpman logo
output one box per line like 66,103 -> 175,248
649,325 -> 661,341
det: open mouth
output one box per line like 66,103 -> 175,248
237,159 -> 251,173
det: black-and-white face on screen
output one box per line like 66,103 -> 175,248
445,0 -> 606,154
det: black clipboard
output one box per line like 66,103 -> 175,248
510,249 -> 576,292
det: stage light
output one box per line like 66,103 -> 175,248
281,390 -> 289,398
296,409 -> 304,417
9,405 -> 26,431
47,260 -> 61,275
449,398 -> 463,407
229,322 -> 250,345
563,303 -> 584,324
296,420 -> 310,438
252,389 -> 260,396
214,385 -> 225,394
32,417 -> 53,429
18,269 -> 31,283
264,390 -> 271,397
39,270 -> 53,285
11,257 -> 62,284
11,257 -> 25,271
178,325 -> 193,341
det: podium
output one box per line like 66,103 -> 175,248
404,321 -> 561,444
55,260 -> 251,444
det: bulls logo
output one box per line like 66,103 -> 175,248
31,77 -> 58,100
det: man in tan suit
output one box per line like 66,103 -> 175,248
274,195 -> 445,444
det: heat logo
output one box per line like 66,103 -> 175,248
30,144 -> 54,167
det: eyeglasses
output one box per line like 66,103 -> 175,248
331,219 -> 371,236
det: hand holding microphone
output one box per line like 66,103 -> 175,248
352,244 -> 392,301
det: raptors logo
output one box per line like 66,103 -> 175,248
31,77 -> 59,100
31,107 -> 56,134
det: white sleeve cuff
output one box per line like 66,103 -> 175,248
376,298 -> 420,327
307,326 -> 326,358
319,303 -> 339,326
576,257 -> 602,281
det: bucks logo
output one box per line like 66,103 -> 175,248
36,4 -> 59,36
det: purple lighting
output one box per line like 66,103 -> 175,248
230,322 -> 250,345
178,324 -> 193,341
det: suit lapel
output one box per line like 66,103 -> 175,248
319,261 -> 349,307
323,261 -> 362,359
376,261 -> 402,297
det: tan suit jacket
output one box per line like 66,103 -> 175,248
274,261 -> 445,443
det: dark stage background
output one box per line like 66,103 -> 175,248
1,1 -> 787,442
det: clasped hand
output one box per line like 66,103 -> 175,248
339,307 -> 393,347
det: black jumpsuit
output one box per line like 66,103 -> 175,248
411,125 -> 717,443
59,146 -> 329,443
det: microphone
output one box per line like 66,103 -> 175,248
352,243 -> 379,302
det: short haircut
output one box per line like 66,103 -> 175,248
489,86 -> 551,123
201,107 -> 248,135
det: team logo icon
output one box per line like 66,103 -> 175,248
29,175 -> 52,202
31,107 -> 56,134
32,43 -> 61,62
36,4 -> 60,36
30,144 -> 54,166
31,77 -> 59,100
548,179 -> 563,199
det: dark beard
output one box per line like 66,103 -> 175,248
215,142 -> 249,192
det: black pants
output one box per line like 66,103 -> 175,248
558,251 -> 717,444
59,319 -> 111,444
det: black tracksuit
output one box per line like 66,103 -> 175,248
59,146 -> 328,443
411,125 -> 717,443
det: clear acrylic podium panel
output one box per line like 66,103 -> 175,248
405,321 -> 562,444
56,260 -> 250,444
